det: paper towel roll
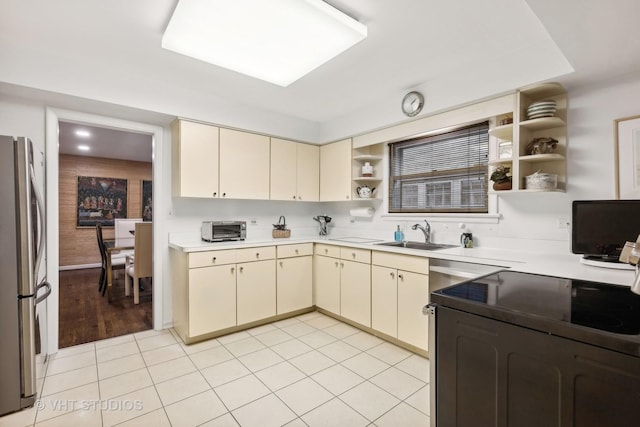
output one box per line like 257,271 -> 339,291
349,207 -> 374,218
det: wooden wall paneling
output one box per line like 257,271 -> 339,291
58,155 -> 152,267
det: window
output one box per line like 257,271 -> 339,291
389,122 -> 489,213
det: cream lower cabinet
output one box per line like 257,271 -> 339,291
371,251 -> 430,352
236,246 -> 276,325
188,264 -> 236,336
314,244 -> 372,327
276,244 -> 313,314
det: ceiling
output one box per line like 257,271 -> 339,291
2,0 -> 640,151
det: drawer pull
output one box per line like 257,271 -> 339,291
334,261 -> 339,267
390,272 -> 395,279
325,248 -> 328,254
240,266 -> 244,273
256,252 -> 260,259
340,262 -> 344,268
230,267 -> 235,274
295,249 -> 299,254
213,192 -> 217,197
292,195 -> 296,199
352,252 -> 356,258
212,257 -> 217,263
279,261 -> 283,267
398,274 -> 404,280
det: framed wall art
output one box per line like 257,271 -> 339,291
614,115 -> 640,199
142,179 -> 153,221
77,176 -> 128,227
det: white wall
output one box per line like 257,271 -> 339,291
2,72 -> 639,342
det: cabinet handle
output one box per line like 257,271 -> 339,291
223,192 -> 226,197
398,274 -> 404,280
293,195 -> 296,199
325,248 -> 328,254
295,249 -> 299,254
230,267 -> 235,274
352,252 -> 356,259
213,192 -> 217,197
346,195 -> 350,199
340,262 -> 344,268
279,261 -> 283,267
256,252 -> 260,259
298,196 -> 302,200
334,261 -> 339,267
239,266 -> 244,273
390,272 -> 395,279
212,257 -> 217,263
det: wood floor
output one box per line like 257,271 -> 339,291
58,268 -> 152,349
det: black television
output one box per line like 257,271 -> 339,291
572,200 -> 640,262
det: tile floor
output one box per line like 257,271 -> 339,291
0,311 -> 430,427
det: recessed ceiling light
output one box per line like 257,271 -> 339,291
75,130 -> 91,138
162,0 -> 367,87
77,145 -> 90,151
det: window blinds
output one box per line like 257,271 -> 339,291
389,121 -> 489,213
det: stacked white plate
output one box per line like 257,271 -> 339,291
527,101 -> 557,120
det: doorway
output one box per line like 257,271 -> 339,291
45,108 -> 165,355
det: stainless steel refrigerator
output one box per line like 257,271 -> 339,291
0,135 -> 51,416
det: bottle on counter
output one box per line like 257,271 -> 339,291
394,225 -> 404,242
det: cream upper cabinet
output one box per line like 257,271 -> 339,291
219,128 -> 270,199
320,139 -> 352,201
270,138 -> 319,201
296,142 -> 319,201
172,119 -> 219,198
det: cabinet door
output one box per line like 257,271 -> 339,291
397,270 -> 429,351
371,265 -> 398,338
173,120 -> 219,198
297,143 -> 319,201
270,138 -> 297,201
320,139 -> 352,201
188,265 -> 236,336
219,128 -> 270,199
236,260 -> 276,325
277,256 -> 312,314
340,260 -> 371,327
313,255 -> 341,315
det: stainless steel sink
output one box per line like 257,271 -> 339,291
375,241 -> 458,251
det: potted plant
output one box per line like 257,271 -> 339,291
490,165 -> 512,190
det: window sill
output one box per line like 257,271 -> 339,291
381,213 -> 500,224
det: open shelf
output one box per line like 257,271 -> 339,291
488,124 -> 513,140
520,117 -> 565,131
519,153 -> 565,163
353,154 -> 383,162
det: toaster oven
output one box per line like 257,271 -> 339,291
201,221 -> 246,242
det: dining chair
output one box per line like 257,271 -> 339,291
96,224 -> 126,295
125,222 -> 152,304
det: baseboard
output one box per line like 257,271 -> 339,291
59,263 -> 101,271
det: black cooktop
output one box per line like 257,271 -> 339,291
431,270 -> 640,357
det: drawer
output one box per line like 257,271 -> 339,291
189,249 -> 236,268
314,243 -> 340,258
277,243 -> 313,258
372,251 -> 429,275
340,247 -> 371,264
236,246 -> 276,263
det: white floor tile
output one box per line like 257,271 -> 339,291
270,339 -> 313,360
369,367 -> 425,400
289,350 -> 336,375
147,356 -> 197,384
94,334 -> 135,350
99,368 -> 153,400
298,331 -> 337,349
255,361 -> 306,392
341,353 -> 390,379
46,350 -> 96,376
396,354 -> 430,383
35,382 -> 100,423
238,348 -> 284,372
114,408 -> 172,426
135,333 -> 177,352
366,342 -> 412,365
132,328 -> 168,341
96,341 -> 139,364
254,329 -> 294,347
155,371 -> 211,406
201,359 -> 251,388
199,413 -> 240,427
179,338 -> 221,355
34,408 -> 102,427
339,382 -> 400,421
100,386 -> 162,427
216,331 -> 251,345
141,343 -> 186,366
276,378 -> 333,416
295,312 -> 323,321
304,315 -> 340,330
232,394 -> 297,427
214,375 -> 270,411
271,317 -> 302,328
223,337 -> 266,357
317,341 -> 360,362
323,322 -> 360,339
301,397 -> 369,427
311,364 -> 364,395
188,345 -> 234,370
374,402 -> 429,427
283,418 -> 307,427
51,342 -> 95,360
342,332 -> 385,351
0,405 -> 37,427
97,354 -> 146,380
405,385 -> 430,416
41,365 -> 98,396
164,390 -> 227,427
280,322 -> 316,338
245,323 -> 278,336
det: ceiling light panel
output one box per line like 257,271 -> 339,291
162,0 -> 367,86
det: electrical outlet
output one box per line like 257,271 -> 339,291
557,218 -> 570,229
250,219 -> 258,226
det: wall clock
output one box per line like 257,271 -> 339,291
401,91 -> 424,117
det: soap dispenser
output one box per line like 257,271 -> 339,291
394,225 -> 404,242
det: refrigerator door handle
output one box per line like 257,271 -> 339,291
30,163 -> 45,280
35,281 -> 51,305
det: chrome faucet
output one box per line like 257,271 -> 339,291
412,220 -> 431,243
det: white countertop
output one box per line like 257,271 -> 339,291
168,234 -> 635,287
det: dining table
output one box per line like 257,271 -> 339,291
104,240 -> 133,303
